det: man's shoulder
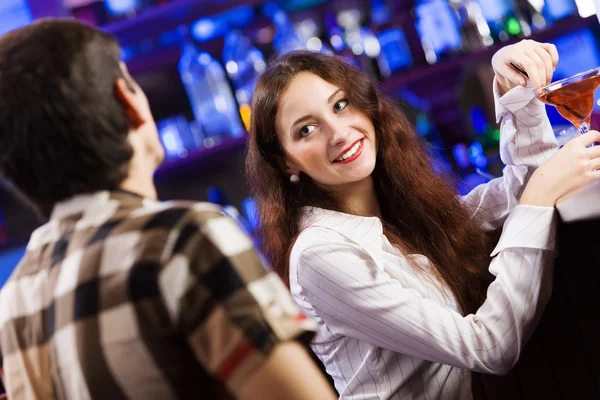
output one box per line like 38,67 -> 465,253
114,200 -> 240,264
117,199 -> 225,233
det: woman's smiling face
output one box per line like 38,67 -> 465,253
275,72 -> 377,189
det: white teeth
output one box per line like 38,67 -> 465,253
336,141 -> 361,162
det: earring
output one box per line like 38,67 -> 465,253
290,174 -> 300,183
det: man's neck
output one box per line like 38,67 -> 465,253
120,136 -> 161,201
119,175 -> 157,201
119,155 -> 158,201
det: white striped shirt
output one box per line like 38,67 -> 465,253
289,79 -> 559,400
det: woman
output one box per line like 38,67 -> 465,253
246,40 -> 600,399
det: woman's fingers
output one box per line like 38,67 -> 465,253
540,42 -> 559,69
533,46 -> 554,86
527,50 -> 547,87
590,157 -> 600,171
587,142 -> 600,160
493,40 -> 560,92
500,63 -> 527,87
512,53 -> 543,88
577,130 -> 600,147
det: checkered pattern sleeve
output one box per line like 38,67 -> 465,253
158,206 -> 316,393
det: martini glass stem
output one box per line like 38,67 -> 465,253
579,122 -> 596,147
580,122 -> 590,134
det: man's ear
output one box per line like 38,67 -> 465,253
115,77 -> 145,128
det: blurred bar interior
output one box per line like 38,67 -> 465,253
1,0 -> 600,284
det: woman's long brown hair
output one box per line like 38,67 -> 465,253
246,51 -> 491,315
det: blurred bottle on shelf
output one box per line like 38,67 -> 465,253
103,0 -> 155,20
452,142 -> 490,194
454,100 -> 498,190
452,143 -> 474,193
242,197 -> 260,238
333,7 -> 382,77
222,30 -> 267,131
396,89 -> 454,175
514,0 -> 548,31
475,0 -> 529,41
467,141 -> 490,172
325,11 -> 345,52
293,15 -> 334,54
241,195 -> 268,262
543,0 -> 578,21
157,115 -> 202,160
397,89 -> 444,147
413,0 -> 464,64
179,41 -> 245,142
376,28 -> 413,77
323,11 -> 362,68
452,143 -> 472,174
468,105 -> 500,153
206,187 -> 253,236
450,0 -> 494,50
370,0 -> 390,26
190,6 -> 255,43
262,2 -> 306,55
368,0 -> 413,77
467,140 -> 494,187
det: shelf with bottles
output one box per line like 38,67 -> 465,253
382,13 -> 594,93
117,0 -> 597,178
100,0 -> 267,47
120,1 -> 335,75
118,1 -> 595,87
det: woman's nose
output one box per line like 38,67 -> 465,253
324,120 -> 350,147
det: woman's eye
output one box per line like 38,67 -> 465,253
299,125 -> 316,137
334,99 -> 349,113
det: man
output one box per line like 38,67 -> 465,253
0,19 -> 336,399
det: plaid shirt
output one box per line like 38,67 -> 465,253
0,190 -> 315,399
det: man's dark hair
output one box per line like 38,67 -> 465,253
0,18 -> 134,217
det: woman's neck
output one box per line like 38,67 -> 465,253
333,176 -> 381,218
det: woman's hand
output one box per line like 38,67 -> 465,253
520,131 -> 600,207
492,39 -> 559,93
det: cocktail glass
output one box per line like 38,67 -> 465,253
534,67 -> 600,134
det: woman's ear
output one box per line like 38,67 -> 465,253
285,161 -> 301,177
276,155 -> 300,176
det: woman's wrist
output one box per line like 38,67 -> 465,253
519,189 -> 556,207
519,168 -> 557,207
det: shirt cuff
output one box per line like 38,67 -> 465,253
493,77 -> 546,123
491,204 -> 557,257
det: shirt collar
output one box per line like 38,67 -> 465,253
300,206 -> 383,244
28,190 -> 154,252
50,190 -> 146,221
